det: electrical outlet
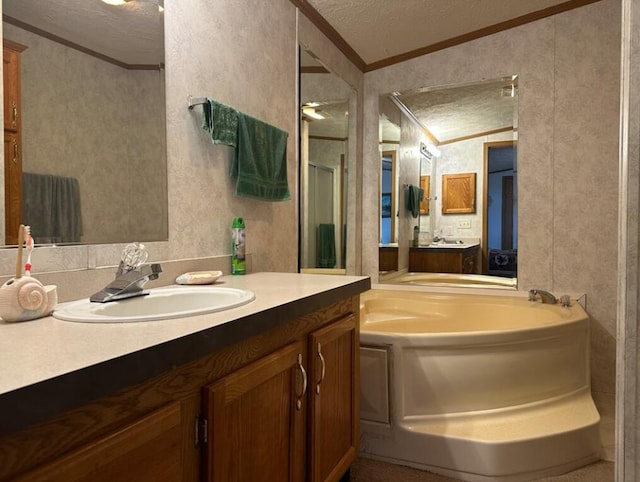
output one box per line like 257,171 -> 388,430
457,220 -> 471,229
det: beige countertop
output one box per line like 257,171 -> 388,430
412,242 -> 480,249
0,272 -> 370,435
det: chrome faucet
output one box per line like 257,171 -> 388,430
528,289 -> 557,305
90,243 -> 162,303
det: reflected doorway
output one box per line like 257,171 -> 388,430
483,141 -> 517,276
305,162 -> 337,268
380,151 -> 397,244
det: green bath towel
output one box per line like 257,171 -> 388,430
317,224 -> 336,268
202,99 -> 238,147
231,112 -> 290,201
407,184 -> 424,218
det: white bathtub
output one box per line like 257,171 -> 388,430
358,288 -> 601,482
385,272 -> 517,289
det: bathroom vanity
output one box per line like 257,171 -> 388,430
409,243 -> 479,274
378,244 -> 398,271
0,272 -> 370,482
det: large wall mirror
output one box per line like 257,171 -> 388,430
378,76 -> 518,289
299,48 -> 352,274
2,0 -> 167,246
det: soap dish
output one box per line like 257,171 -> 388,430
175,270 -> 223,285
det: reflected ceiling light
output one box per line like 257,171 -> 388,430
425,143 -> 441,158
102,0 -> 132,5
304,102 -> 321,108
501,85 -> 516,97
302,107 -> 325,120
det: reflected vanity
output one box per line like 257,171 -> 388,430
378,77 -> 518,289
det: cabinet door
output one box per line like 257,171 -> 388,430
4,130 -> 22,245
15,402 -> 183,482
203,341 -> 307,482
3,44 -> 20,133
308,315 -> 358,482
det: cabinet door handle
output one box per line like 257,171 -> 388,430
12,140 -> 18,163
12,103 -> 17,127
295,353 -> 307,410
316,343 -> 326,395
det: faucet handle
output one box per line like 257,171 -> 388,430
121,242 -> 148,270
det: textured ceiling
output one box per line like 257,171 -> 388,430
306,0 -> 575,65
3,0 -> 163,65
377,77 -> 517,145
398,77 -> 517,143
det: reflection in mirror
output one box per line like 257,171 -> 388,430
378,100 -> 400,272
378,76 -> 518,289
2,0 -> 167,246
299,49 -> 351,274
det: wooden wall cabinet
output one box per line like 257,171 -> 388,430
442,172 -> 476,214
419,175 -> 430,215
0,297 -> 360,482
409,245 -> 479,274
3,39 -> 26,245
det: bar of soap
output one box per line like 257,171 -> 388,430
175,270 -> 222,285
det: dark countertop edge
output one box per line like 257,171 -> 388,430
0,277 -> 370,437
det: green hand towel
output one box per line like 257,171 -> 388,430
407,184 -> 424,218
201,99 -> 238,147
231,112 -> 290,201
317,224 -> 336,268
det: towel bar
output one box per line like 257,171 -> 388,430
187,95 -> 207,110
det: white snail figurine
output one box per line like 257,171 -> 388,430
0,276 -> 57,322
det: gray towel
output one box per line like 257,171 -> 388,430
22,172 -> 83,243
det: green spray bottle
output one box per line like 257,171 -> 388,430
231,217 -> 246,275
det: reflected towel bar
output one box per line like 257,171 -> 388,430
187,95 -> 207,110
403,183 -> 437,200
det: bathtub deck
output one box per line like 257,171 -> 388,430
361,389 -> 601,482
404,389 -> 599,441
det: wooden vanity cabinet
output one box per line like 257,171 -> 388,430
13,402 -> 183,482
203,313 -> 359,482
409,245 -> 479,274
308,315 -> 358,482
203,341 -> 307,482
379,246 -> 398,271
0,295 -> 360,482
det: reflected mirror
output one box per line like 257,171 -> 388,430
378,76 -> 518,289
299,49 -> 351,274
2,0 -> 167,246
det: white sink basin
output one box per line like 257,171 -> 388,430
53,286 -> 255,323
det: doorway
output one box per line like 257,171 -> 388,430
380,150 -> 397,244
482,141 -> 517,276
306,162 -> 336,268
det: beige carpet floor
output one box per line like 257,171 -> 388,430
350,458 -> 614,482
